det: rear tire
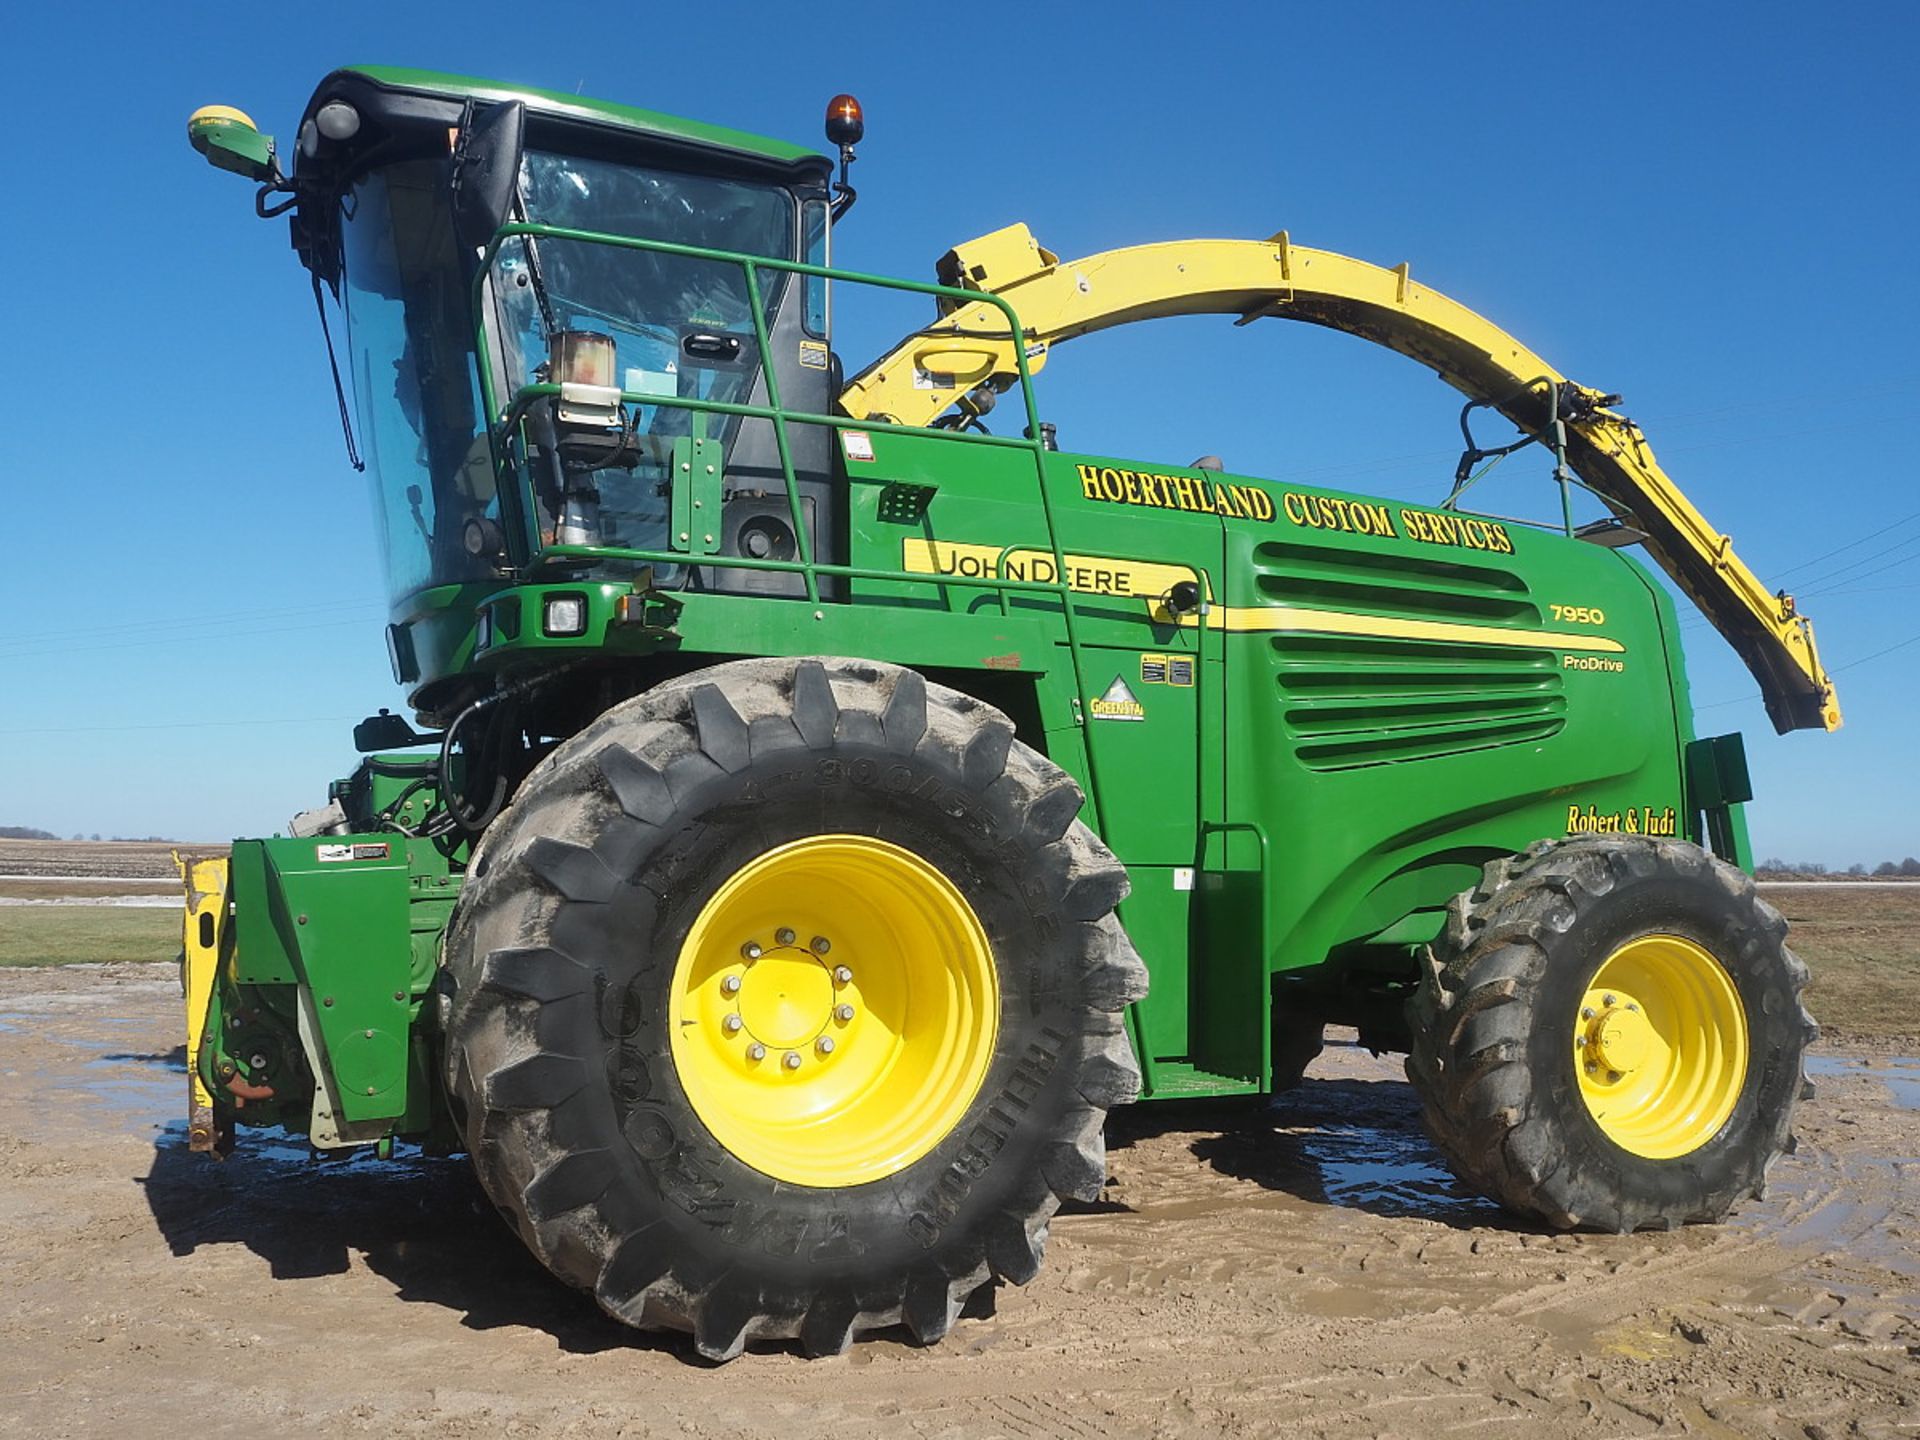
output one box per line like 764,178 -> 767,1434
1405,835 -> 1814,1232
442,657 -> 1147,1359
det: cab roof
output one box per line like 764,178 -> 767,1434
318,65 -> 826,171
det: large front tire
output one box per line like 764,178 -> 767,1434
442,658 -> 1147,1359
1406,835 -> 1814,1233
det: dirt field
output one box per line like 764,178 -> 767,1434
0,963 -> 1913,1439
0,839 -> 202,881
1771,884 -> 1920,1042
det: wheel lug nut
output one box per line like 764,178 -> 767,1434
1575,1035 -> 1587,1048
811,936 -> 832,955
1608,1070 -> 1623,1083
816,1036 -> 835,1055
1603,994 -> 1616,1007
1581,1007 -> 1595,1021
776,927 -> 796,946
740,942 -> 762,961
723,1015 -> 743,1034
783,1051 -> 803,1070
835,1004 -> 855,1023
721,975 -> 742,995
1584,1061 -> 1597,1073
746,1042 -> 766,1061
833,965 -> 853,985
1626,1003 -> 1639,1013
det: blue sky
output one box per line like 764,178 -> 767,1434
0,2 -> 1913,863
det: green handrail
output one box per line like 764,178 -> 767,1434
738,259 -> 818,604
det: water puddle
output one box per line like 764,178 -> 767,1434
1806,1054 -> 1920,1111
150,1117 -> 399,1171
6,1006 -> 421,1173
1299,1123 -> 1497,1219
64,1042 -> 360,1167
80,1055 -> 182,1131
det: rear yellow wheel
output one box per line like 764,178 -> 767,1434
1409,835 -> 1812,1234
669,834 -> 1000,1187
1574,934 -> 1749,1160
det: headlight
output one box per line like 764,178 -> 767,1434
543,595 -> 587,637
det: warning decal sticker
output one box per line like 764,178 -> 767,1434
1141,653 -> 1195,687
317,842 -> 391,863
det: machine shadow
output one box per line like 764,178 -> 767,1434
130,1049 -> 1523,1356
134,1119 -> 930,1363
135,1124 -> 687,1358
1107,1056 -> 1535,1234
103,1046 -> 189,1067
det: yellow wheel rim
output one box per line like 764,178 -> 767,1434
668,835 -> 999,1187
1574,933 -> 1748,1159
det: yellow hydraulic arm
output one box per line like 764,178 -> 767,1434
842,225 -> 1840,734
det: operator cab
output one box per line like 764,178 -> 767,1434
282,69 -> 840,621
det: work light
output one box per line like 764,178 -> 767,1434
543,595 -> 587,637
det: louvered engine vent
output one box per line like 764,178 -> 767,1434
1252,541 -> 1567,770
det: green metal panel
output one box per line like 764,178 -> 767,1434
1687,733 -> 1754,808
1216,493 -> 1690,1003
1071,652 -> 1202,863
227,841 -> 299,986
1687,733 -> 1755,868
1113,872 -> 1193,1063
256,836 -> 414,1124
671,434 -> 727,556
1189,863 -> 1270,1083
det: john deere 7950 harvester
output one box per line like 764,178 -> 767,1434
181,68 -> 1836,1360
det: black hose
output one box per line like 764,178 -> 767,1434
437,664 -> 581,835
439,693 -> 513,834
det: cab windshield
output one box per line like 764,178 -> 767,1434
339,148 -> 796,602
486,153 -> 796,562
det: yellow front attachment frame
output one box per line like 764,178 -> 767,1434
174,852 -> 230,1154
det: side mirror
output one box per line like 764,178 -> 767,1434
353,708 -> 439,753
188,105 -> 278,183
451,100 -> 526,258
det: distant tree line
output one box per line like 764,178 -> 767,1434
1756,857 -> 1920,878
0,827 -> 176,842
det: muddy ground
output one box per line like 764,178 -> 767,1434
0,964 -> 1914,1438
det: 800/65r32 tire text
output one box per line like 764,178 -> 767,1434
441,657 -> 1148,1360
